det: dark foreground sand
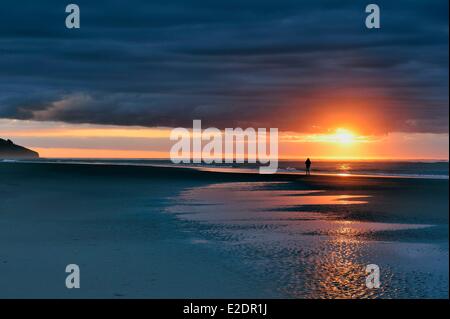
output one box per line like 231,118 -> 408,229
0,162 -> 448,298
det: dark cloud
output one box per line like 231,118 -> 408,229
0,0 -> 448,133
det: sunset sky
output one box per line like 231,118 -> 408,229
0,0 -> 448,160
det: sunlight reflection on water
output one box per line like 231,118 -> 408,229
165,181 -> 446,298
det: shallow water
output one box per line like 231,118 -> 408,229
166,181 -> 449,298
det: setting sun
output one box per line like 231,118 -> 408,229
333,128 -> 355,145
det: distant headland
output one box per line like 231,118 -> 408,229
0,138 -> 39,159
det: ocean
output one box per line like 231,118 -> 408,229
7,158 -> 449,179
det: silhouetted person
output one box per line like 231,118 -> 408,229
305,158 -> 312,175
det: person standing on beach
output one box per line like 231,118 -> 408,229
305,158 -> 312,175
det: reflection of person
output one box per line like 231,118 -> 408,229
305,158 -> 312,175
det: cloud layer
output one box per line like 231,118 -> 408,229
0,0 -> 448,133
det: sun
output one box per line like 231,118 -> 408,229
333,128 -> 355,145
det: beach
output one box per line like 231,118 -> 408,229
0,162 -> 448,298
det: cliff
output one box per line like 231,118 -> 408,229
0,138 -> 39,159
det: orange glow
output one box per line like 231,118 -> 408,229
33,148 -> 168,159
1,119 -> 448,160
1,126 -> 172,139
281,128 -> 370,144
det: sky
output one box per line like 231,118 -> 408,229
0,0 -> 448,159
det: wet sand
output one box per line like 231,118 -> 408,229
0,162 -> 448,298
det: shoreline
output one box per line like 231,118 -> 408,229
2,159 -> 449,180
